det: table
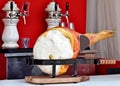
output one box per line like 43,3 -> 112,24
0,74 -> 120,86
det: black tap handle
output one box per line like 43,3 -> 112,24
10,1 -> 13,11
66,2 -> 69,11
55,2 -> 57,11
23,2 -> 27,11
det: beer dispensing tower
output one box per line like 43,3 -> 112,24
45,0 -> 69,29
2,0 -> 29,48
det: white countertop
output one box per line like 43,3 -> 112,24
0,74 -> 120,86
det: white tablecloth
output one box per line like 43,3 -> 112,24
0,74 -> 120,86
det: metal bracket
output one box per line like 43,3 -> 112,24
26,57 -> 99,78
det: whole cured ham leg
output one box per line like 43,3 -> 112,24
33,27 -> 114,76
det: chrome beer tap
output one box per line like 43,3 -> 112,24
45,1 -> 70,29
19,2 -> 30,24
51,2 -> 69,20
6,0 -> 29,24
5,0 -> 19,19
45,1 -> 61,29
22,2 -> 28,24
59,2 -> 70,27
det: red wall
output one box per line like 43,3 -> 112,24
0,0 -> 86,79
0,0 -> 86,48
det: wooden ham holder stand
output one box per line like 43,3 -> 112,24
25,35 -> 97,84
25,56 -> 98,84
25,57 -> 98,84
25,75 -> 89,84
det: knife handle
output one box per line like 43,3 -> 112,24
66,2 -> 69,11
55,2 -> 57,11
10,1 -> 13,11
23,2 -> 27,11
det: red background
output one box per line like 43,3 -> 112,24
0,0 -> 86,48
0,0 -> 86,79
